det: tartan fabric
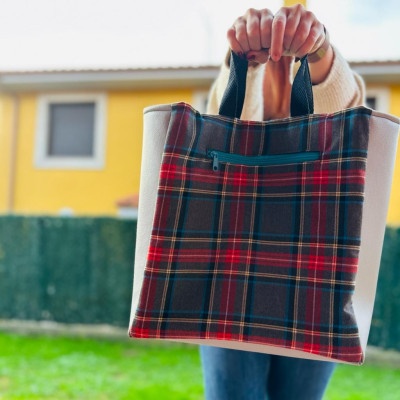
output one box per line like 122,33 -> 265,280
130,102 -> 371,364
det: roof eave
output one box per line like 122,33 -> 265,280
350,63 -> 400,84
1,62 -> 400,92
0,67 -> 220,92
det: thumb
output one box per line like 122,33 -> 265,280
246,49 -> 270,64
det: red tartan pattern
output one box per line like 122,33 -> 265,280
130,102 -> 371,364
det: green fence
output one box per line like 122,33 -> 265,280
0,215 -> 399,350
0,215 -> 136,327
368,227 -> 400,350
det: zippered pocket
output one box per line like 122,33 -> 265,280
206,149 -> 321,171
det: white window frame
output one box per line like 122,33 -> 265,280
193,89 -> 210,114
365,87 -> 390,113
34,92 -> 107,169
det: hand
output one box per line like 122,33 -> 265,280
227,5 -> 327,64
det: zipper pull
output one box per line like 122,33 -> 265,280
210,151 -> 219,171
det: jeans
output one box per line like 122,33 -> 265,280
199,345 -> 337,400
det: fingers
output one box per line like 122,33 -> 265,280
308,21 -> 325,53
270,5 -> 325,62
260,9 -> 274,49
227,25 -> 245,57
294,21 -> 325,59
233,17 -> 251,53
246,50 -> 271,64
288,15 -> 314,55
283,7 -> 302,53
270,9 -> 287,62
226,5 -> 325,64
246,8 -> 261,51
227,8 -> 271,62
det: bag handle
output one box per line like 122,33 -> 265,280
218,50 -> 314,119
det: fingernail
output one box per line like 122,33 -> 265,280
247,55 -> 256,61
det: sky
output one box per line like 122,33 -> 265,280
0,0 -> 399,71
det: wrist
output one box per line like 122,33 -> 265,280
308,44 -> 334,85
308,26 -> 330,63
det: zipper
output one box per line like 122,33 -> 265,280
207,149 -> 320,171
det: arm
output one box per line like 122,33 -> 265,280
206,44 -> 365,119
307,44 -> 366,113
207,5 -> 366,119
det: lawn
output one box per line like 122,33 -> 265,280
0,332 -> 399,399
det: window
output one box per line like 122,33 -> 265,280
365,87 -> 390,113
366,97 -> 376,110
193,90 -> 211,113
34,93 -> 107,169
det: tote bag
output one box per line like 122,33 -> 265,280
128,51 -> 400,365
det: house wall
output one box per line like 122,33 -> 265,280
0,89 -> 193,216
387,84 -> 400,225
1,81 -> 400,221
0,94 -> 14,212
284,0 -> 307,7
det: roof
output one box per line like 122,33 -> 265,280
0,65 -> 220,92
0,64 -> 219,75
350,60 -> 400,67
1,60 -> 399,92
349,59 -> 400,84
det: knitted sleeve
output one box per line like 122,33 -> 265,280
307,45 -> 367,113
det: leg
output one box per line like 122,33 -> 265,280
199,345 -> 272,400
266,355 -> 337,400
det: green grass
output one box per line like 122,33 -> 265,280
0,333 -> 203,400
325,362 -> 400,400
0,332 -> 398,399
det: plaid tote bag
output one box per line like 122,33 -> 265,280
128,51 -> 400,365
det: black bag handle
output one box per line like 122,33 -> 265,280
218,50 -> 314,119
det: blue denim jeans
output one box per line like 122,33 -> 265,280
199,345 -> 337,400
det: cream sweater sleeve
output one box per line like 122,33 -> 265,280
306,45 -> 367,114
206,45 -> 366,119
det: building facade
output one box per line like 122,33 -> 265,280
0,61 -> 399,222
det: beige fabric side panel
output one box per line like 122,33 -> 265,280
128,107 -> 399,364
128,107 -> 172,330
145,338 -> 355,365
353,116 -> 400,351
371,110 -> 400,124
144,103 -> 173,115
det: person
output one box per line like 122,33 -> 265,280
199,5 -> 366,400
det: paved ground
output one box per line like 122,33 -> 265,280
0,319 -> 399,367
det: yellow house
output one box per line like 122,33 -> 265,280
0,60 -> 399,221
351,60 -> 400,224
0,66 -> 214,217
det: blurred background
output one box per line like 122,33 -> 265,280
0,0 -> 399,399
